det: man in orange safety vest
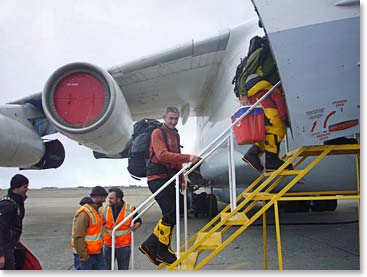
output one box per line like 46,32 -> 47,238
102,187 -> 142,270
71,186 -> 107,270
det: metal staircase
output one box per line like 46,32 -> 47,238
109,81 -> 359,270
160,144 -> 360,270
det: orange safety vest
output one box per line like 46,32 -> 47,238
102,202 -> 134,248
71,204 -> 103,254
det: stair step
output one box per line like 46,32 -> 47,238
194,232 -> 222,250
286,145 -> 360,157
177,252 -> 199,270
242,192 -> 273,200
263,170 -> 303,176
221,212 -> 249,225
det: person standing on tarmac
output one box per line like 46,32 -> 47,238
71,186 -> 107,270
0,174 -> 29,270
241,74 -> 292,171
102,187 -> 142,270
139,106 -> 200,266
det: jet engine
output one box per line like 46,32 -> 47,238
42,62 -> 133,155
0,113 -> 64,169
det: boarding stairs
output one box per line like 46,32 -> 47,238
159,144 -> 360,270
110,81 -> 360,270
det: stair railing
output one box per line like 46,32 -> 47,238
110,81 -> 281,270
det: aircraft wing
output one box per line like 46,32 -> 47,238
108,30 -> 230,122
7,29 -> 230,129
8,92 -> 42,107
0,30 -> 231,169
6,92 -> 57,137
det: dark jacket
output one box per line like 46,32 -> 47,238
0,191 -> 26,256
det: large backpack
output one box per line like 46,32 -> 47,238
127,119 -> 180,180
232,36 -> 279,98
127,119 -> 162,179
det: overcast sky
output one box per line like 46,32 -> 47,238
0,0 -> 257,189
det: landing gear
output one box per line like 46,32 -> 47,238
310,200 -> 337,212
279,199 -> 338,212
207,193 -> 219,219
186,164 -> 218,219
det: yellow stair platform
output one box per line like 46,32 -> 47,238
180,252 -> 199,270
221,212 -> 249,225
195,232 -> 222,250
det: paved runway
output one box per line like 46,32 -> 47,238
0,187 -> 360,270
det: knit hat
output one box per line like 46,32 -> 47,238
79,196 -> 93,205
10,174 -> 29,189
90,186 -> 108,197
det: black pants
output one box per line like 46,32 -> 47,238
148,179 -> 177,225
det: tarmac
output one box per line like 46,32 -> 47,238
0,187 -> 360,271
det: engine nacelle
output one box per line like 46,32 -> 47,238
0,113 -> 45,167
0,113 -> 64,169
42,62 -> 133,155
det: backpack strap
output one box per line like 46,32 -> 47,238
146,127 -> 182,177
147,127 -> 167,172
177,133 -> 182,151
0,196 -> 18,213
159,127 -> 169,150
148,127 -> 171,161
159,127 -> 181,152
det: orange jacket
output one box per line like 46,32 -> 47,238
147,124 -> 191,181
71,204 -> 103,255
102,203 -> 134,247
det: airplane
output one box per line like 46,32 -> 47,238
0,0 -> 360,215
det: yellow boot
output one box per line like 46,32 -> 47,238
139,219 -> 166,266
139,232 -> 160,266
155,219 -> 177,265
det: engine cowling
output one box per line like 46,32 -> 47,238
0,113 -> 45,167
0,113 -> 64,169
42,62 -> 133,155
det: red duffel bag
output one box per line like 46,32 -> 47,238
15,241 -> 42,270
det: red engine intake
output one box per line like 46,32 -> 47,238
42,62 -> 133,155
